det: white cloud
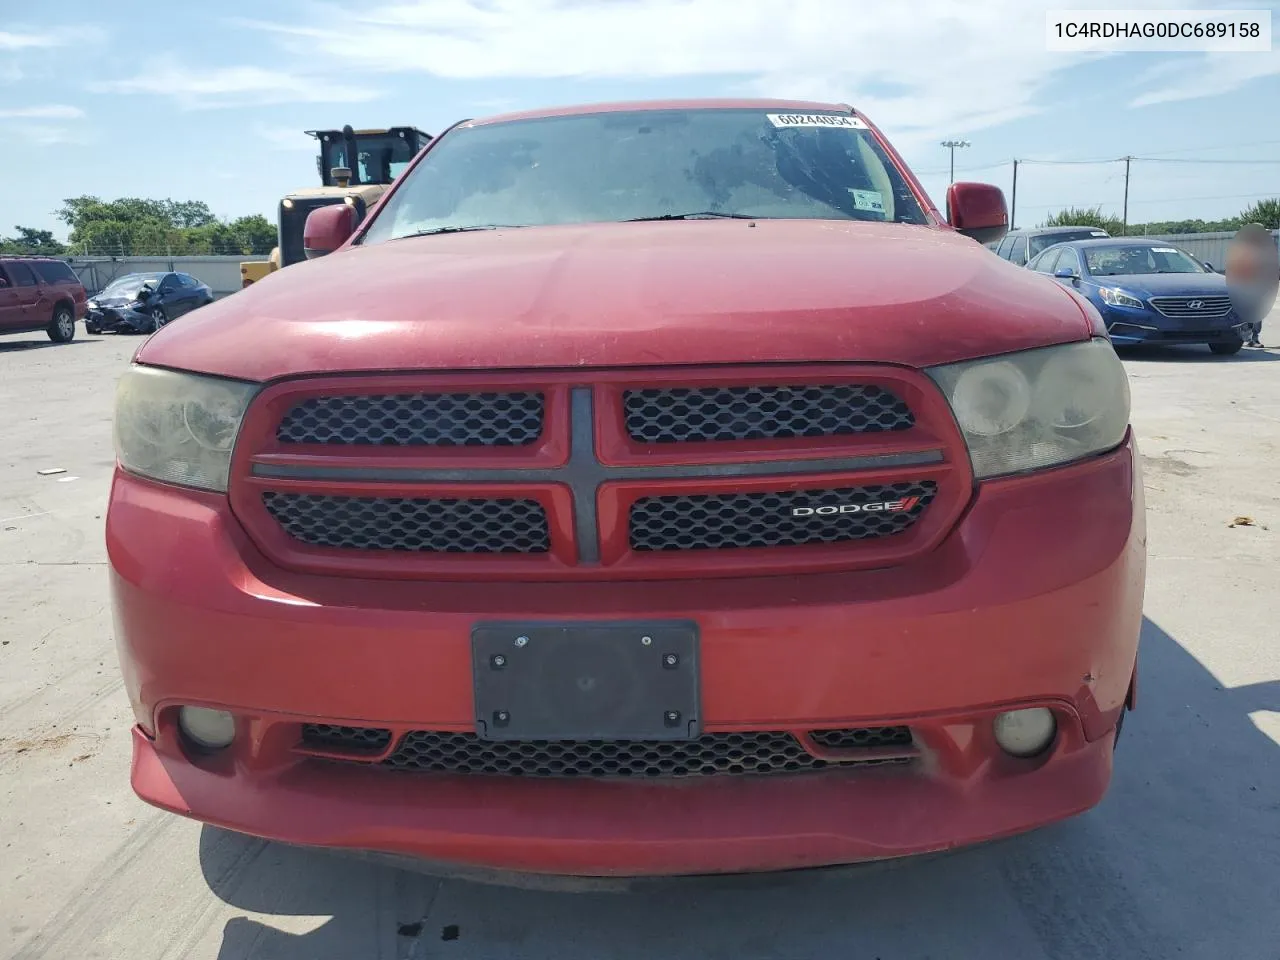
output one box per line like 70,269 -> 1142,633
253,122 -> 323,150
2,124 -> 91,146
0,25 -> 106,51
0,104 -> 85,120
0,30 -> 62,51
90,59 -> 382,109
1130,49 -> 1280,107
236,0 -> 1221,144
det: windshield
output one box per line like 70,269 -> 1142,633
100,274 -> 163,298
1029,230 -> 1107,257
359,109 -> 929,244
1085,245 -> 1206,276
323,134 -> 419,185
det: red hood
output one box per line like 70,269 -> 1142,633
139,220 -> 1090,381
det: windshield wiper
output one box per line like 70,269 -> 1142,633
623,212 -> 761,222
391,225 -> 525,240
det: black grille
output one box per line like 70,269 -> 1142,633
623,384 -> 914,443
810,726 -> 913,750
379,729 -> 911,779
276,392 -> 544,446
629,482 -> 935,552
302,724 -> 392,752
1149,295 -> 1233,320
262,493 -> 550,554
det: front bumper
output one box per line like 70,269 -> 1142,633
1102,305 -> 1249,345
109,437 -> 1146,878
86,306 -> 150,332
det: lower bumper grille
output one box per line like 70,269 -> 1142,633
301,725 -> 914,779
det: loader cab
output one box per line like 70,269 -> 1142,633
310,126 -> 433,187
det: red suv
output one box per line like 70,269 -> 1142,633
0,256 -> 87,342
109,100 -> 1145,880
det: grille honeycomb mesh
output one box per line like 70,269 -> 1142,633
302,724 -> 393,752
262,493 -> 550,553
276,392 -> 544,446
377,728 -> 913,778
810,726 -> 914,750
623,384 -> 914,443
629,482 -> 936,552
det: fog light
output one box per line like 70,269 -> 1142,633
992,708 -> 1056,758
178,706 -> 236,750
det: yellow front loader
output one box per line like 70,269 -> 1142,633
241,125 -> 432,288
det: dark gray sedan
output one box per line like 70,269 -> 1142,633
85,272 -> 214,334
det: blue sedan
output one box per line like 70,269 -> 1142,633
1027,238 -> 1252,355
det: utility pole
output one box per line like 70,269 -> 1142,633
1122,156 -> 1132,236
940,140 -> 971,184
1010,159 -> 1019,230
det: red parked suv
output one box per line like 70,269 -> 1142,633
0,256 -> 87,342
109,100 -> 1145,880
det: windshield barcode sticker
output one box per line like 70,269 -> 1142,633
767,113 -> 868,129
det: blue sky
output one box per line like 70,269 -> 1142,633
3,0 -> 1279,238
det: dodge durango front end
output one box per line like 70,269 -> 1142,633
108,99 -> 1145,879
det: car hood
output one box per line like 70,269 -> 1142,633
1093,272 -> 1228,298
92,295 -> 139,307
137,219 -> 1092,381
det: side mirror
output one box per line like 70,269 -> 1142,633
135,286 -> 153,300
1203,261 -> 1216,273
303,204 -> 356,259
946,182 -> 1008,245
1054,267 -> 1079,280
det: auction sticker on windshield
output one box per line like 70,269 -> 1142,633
767,113 -> 869,129
849,189 -> 885,213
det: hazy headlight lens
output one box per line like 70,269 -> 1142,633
950,361 -> 1032,437
114,365 -> 256,492
930,338 -> 1130,479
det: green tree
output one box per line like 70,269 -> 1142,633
53,196 -> 274,255
1128,217 -> 1242,236
1039,206 -> 1125,236
229,214 -> 276,255
0,225 -> 67,254
1237,198 -> 1280,230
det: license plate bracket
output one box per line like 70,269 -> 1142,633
471,620 -> 700,741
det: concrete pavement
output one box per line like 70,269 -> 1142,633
1,324 -> 1277,960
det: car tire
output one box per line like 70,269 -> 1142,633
1209,340 -> 1243,356
46,304 -> 76,343
146,306 -> 168,333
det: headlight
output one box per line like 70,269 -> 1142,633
929,338 -> 1130,479
113,365 -> 256,492
1098,287 -> 1145,309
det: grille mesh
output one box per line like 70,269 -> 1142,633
623,385 -> 914,443
1148,296 -> 1233,320
629,482 -> 936,552
378,728 -> 912,778
810,726 -> 914,750
302,724 -> 393,752
276,392 -> 544,446
262,493 -> 550,554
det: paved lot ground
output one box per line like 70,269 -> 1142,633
1,323 -> 1278,960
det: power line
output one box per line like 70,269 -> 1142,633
1130,156 -> 1280,164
